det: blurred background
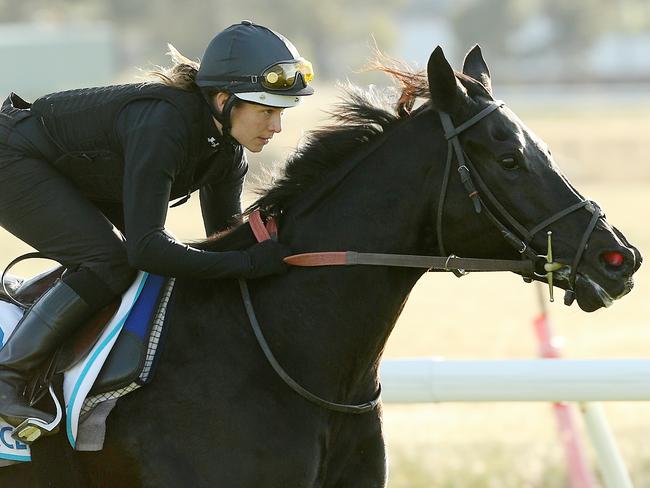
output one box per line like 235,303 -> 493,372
0,1 -> 649,486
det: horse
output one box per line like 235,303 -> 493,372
0,45 -> 641,487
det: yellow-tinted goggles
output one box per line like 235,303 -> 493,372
261,58 -> 314,90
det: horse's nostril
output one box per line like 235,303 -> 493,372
601,250 -> 624,268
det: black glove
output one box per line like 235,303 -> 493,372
243,240 -> 292,279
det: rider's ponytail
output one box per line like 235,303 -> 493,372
146,44 -> 200,92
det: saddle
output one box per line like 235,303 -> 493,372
1,264 -> 170,390
0,268 -> 174,460
2,270 -> 137,393
0,266 -> 64,307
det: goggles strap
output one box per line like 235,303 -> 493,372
199,75 -> 259,83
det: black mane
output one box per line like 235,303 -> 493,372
247,84 -> 421,217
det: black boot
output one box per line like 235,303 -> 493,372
0,279 -> 96,428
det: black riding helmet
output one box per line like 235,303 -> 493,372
196,21 -> 314,133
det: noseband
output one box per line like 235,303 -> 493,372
437,100 -> 604,303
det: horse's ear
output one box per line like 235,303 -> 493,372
462,44 -> 492,95
427,46 -> 468,113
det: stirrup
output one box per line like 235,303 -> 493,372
11,385 -> 63,444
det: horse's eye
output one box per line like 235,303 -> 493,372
499,156 -> 519,171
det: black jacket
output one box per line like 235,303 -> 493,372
3,85 -> 251,279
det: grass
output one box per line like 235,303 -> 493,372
1,83 -> 649,486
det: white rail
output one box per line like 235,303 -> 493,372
380,357 -> 647,487
380,358 -> 650,403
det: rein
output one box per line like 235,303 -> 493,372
239,214 -> 381,414
284,251 -> 533,274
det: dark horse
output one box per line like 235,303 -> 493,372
1,45 -> 641,487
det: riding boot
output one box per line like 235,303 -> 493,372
0,279 -> 96,427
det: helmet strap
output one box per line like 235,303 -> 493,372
221,95 -> 238,133
201,90 -> 238,142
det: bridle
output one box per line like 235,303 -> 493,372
436,100 -> 604,304
238,99 -> 605,416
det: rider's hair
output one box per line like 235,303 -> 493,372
146,44 -> 200,92
145,44 -> 243,113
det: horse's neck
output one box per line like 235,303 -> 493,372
180,119 -> 440,399
265,134 -> 434,389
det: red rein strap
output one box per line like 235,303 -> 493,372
249,209 -> 274,242
284,252 -> 348,266
248,210 -> 346,266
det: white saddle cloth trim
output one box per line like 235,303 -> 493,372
64,271 -> 148,447
0,271 -> 148,462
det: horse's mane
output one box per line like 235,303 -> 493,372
246,58 -> 432,218
195,56 -> 489,251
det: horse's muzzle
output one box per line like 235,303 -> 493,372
574,242 -> 641,312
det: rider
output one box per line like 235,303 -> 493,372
0,21 -> 313,430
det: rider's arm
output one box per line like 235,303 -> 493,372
199,151 -> 247,237
116,99 -> 251,279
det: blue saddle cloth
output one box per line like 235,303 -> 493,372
91,273 -> 168,394
64,271 -> 174,448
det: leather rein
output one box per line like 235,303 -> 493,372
239,99 -> 603,415
240,217 -> 381,414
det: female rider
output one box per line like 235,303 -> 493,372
0,20 -> 314,434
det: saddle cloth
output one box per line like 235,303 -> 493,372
0,271 -> 174,464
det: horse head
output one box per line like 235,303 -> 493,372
426,45 -> 642,312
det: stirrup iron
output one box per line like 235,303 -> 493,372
11,385 -> 63,444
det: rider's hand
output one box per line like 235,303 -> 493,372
243,240 -> 292,278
